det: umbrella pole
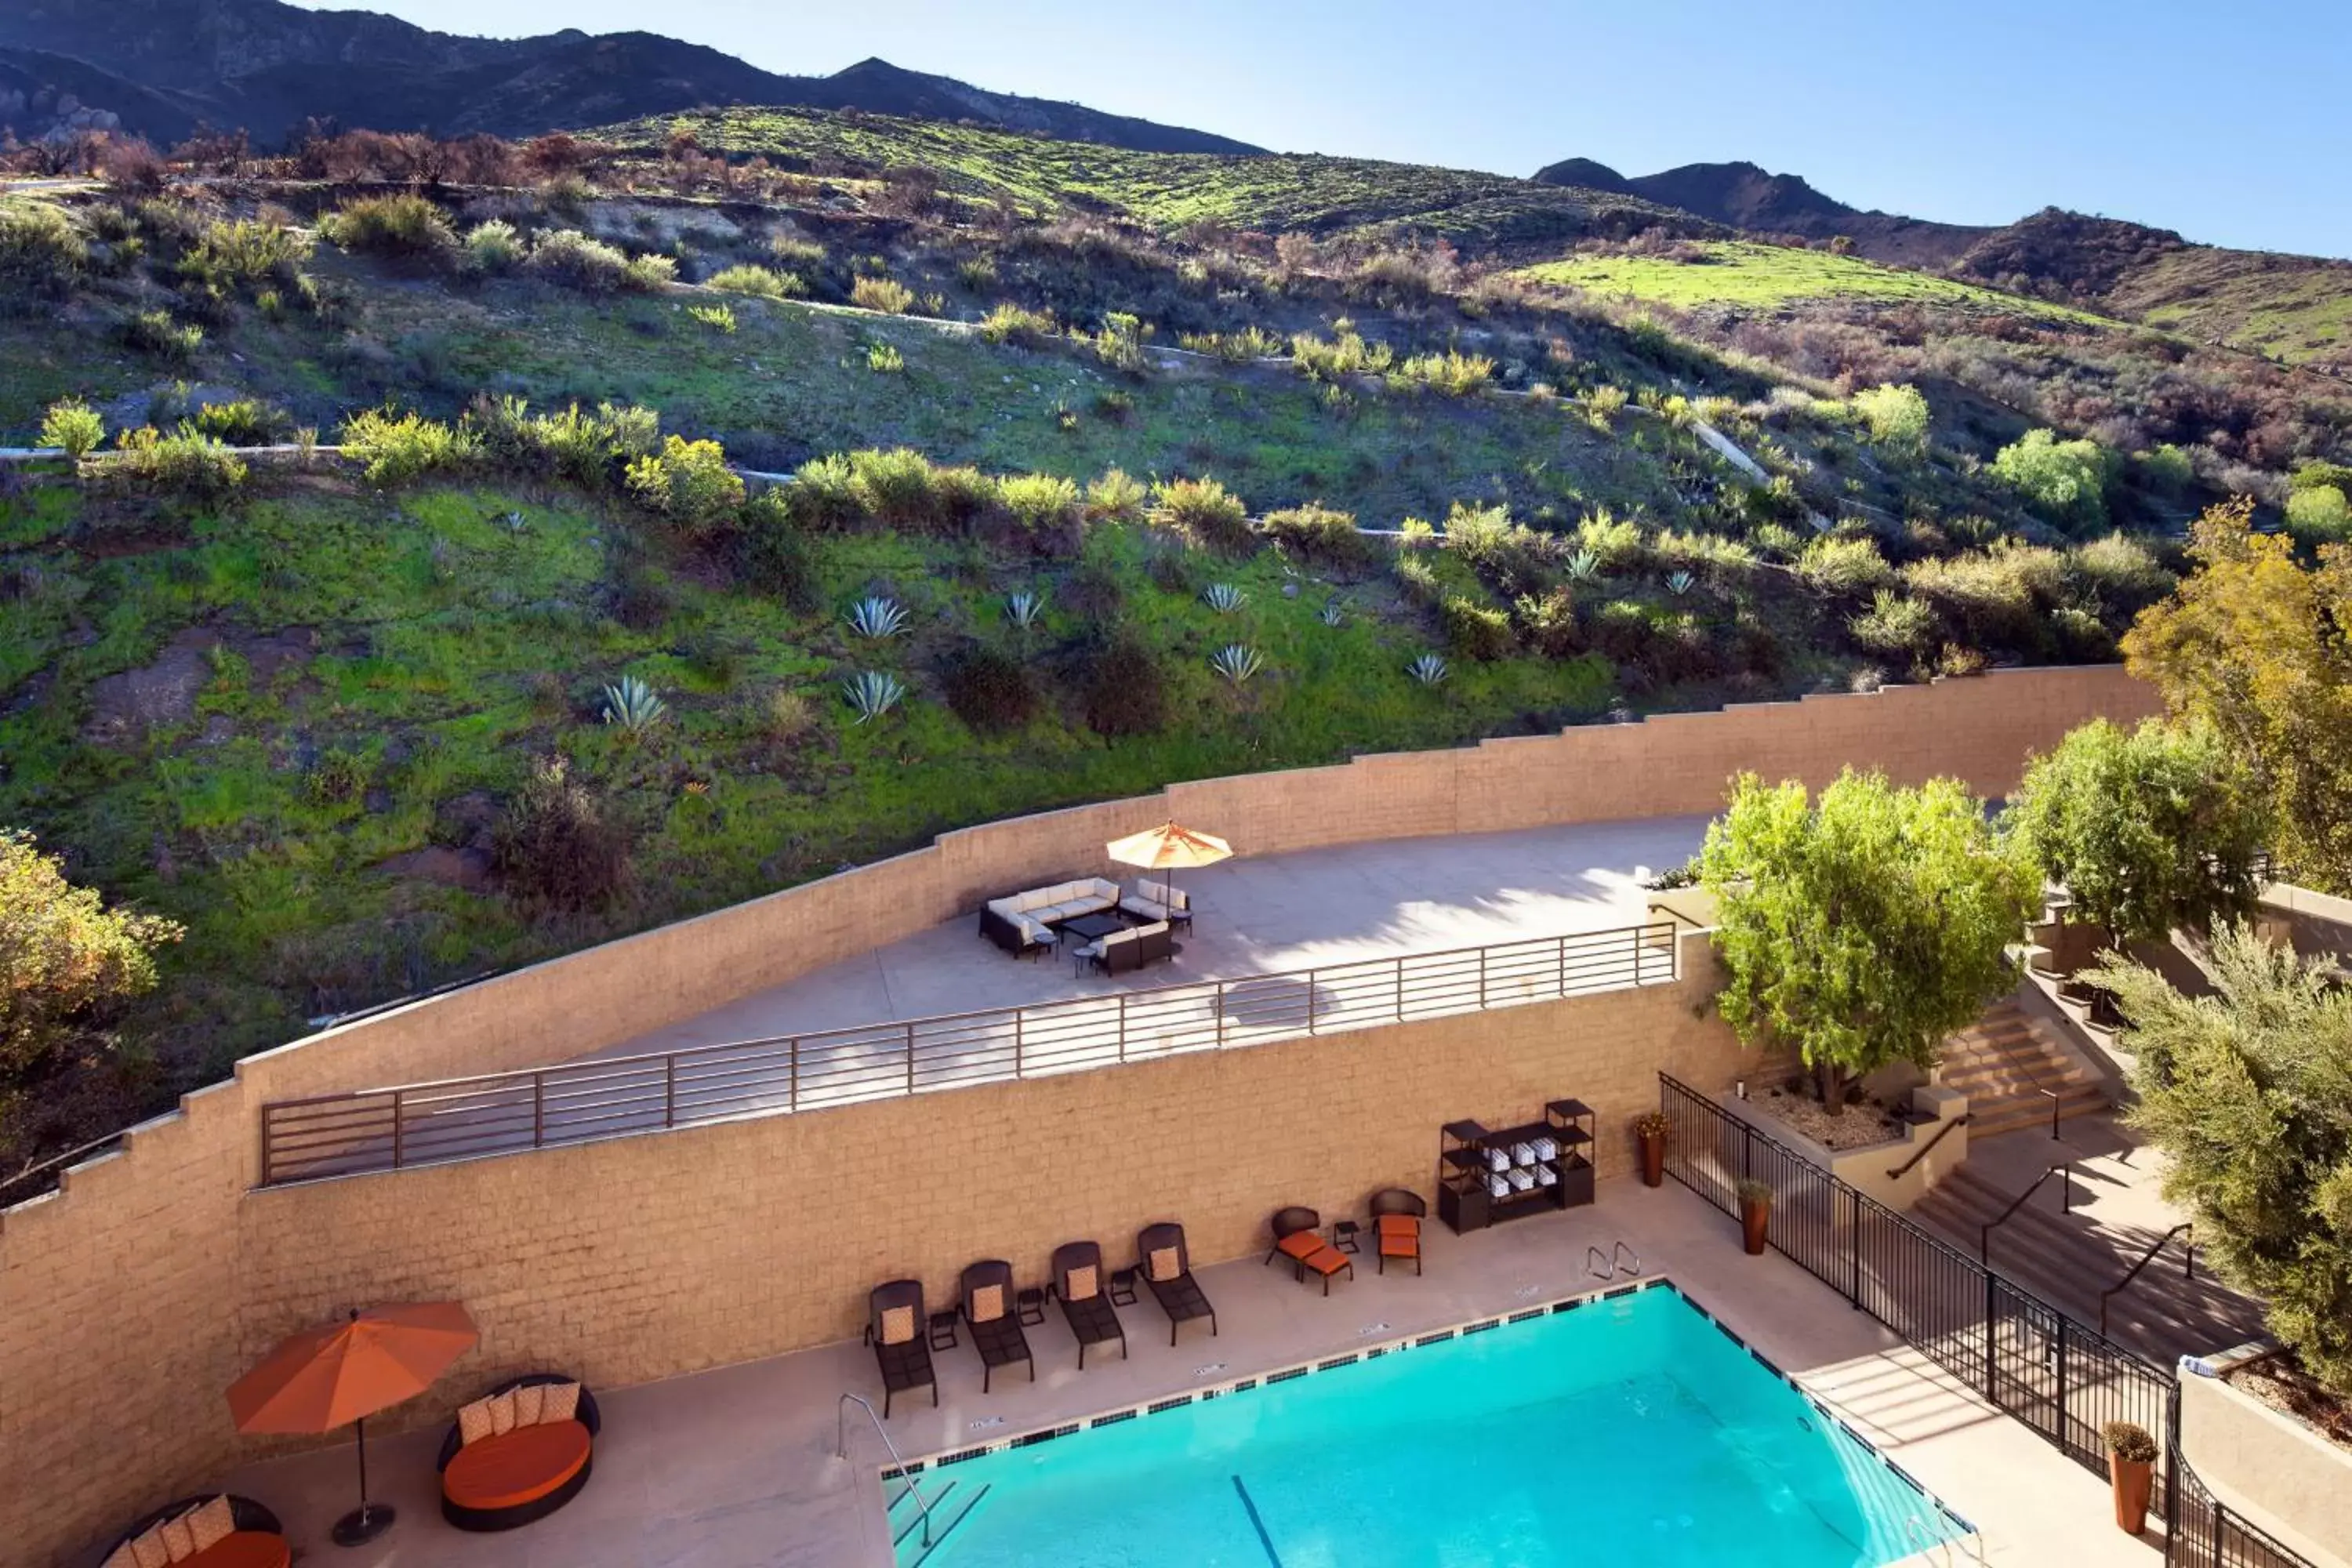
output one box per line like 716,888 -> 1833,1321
331,1415 -> 397,1546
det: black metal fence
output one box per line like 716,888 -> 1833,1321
1656,1074 -> 2314,1568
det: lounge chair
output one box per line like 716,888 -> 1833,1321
437,1374 -> 601,1532
1074,920 -> 1175,976
1136,1221 -> 1218,1346
1265,1206 -> 1354,1295
960,1259 -> 1035,1393
1120,877 -> 1194,932
1369,1187 -> 1428,1276
1050,1240 -> 1129,1369
102,1495 -> 288,1568
866,1279 -> 938,1417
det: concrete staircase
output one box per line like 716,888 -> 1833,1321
1913,1163 -> 2269,1367
1937,996 -> 2108,1138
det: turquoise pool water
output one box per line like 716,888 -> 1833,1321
902,1283 -> 1966,1567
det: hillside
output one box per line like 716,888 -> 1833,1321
0,0 -> 1258,151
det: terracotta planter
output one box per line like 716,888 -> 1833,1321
2110,1454 -> 2153,1536
1638,1132 -> 1665,1188
1740,1196 -> 1770,1255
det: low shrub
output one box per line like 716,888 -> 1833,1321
0,200 -> 88,299
706,263 -> 807,299
1392,554 -> 1443,608
178,219 -> 311,296
942,641 -> 1038,732
1086,468 -> 1148,523
1261,503 -> 1376,570
106,426 -> 248,507
978,301 -> 1057,346
690,303 -> 738,333
1851,383 -> 1930,452
1440,595 -> 1515,661
1150,477 -> 1250,553
122,308 -> 202,363
1291,327 -> 1393,382
787,452 -> 865,532
490,757 -> 631,911
1080,630 -> 1168,737
1177,325 -> 1282,361
527,229 -> 633,292
621,252 -> 677,292
624,435 -> 746,539
39,398 -> 103,459
320,194 -> 456,262
1571,509 -> 1646,572
2285,485 -> 2352,550
462,219 -> 525,275
341,408 -> 483,486
2065,534 -> 2172,613
187,398 -> 287,446
733,490 -> 820,610
851,275 -> 915,314
1993,428 -> 2113,534
1513,586 -> 1581,659
1391,350 -> 1494,397
1796,535 -> 1894,598
1848,589 -> 1936,662
997,472 -> 1082,539
1445,503 -> 1552,595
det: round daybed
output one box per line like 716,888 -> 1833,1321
104,1495 -> 288,1568
434,1373 -> 602,1532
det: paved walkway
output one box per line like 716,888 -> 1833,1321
223,1177 -> 2158,1568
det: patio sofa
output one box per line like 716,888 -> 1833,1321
1074,920 -> 1174,976
437,1373 -> 601,1532
979,877 -> 1122,957
103,1495 -> 287,1568
1119,878 -> 1193,931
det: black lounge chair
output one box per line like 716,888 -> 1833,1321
1050,1240 -> 1128,1370
1265,1206 -> 1353,1295
960,1259 -> 1035,1393
866,1279 -> 937,1417
1136,1221 -> 1218,1346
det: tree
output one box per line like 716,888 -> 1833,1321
2092,924 -> 2352,1394
1992,428 -> 2112,532
1699,770 -> 2039,1112
2123,499 -> 2352,894
2005,718 -> 2270,943
1,829 -> 182,1093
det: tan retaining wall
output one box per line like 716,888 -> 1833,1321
0,664 -> 2158,1565
2180,1368 -> 2352,1566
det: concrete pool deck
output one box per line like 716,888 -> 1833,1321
220,1175 -> 2161,1568
590,814 -> 1718,1059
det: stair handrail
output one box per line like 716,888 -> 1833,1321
2100,1222 -> 2194,1338
1980,1162 -> 2074,1269
1612,1240 -> 1642,1277
1887,1113 -> 1971,1181
837,1392 -> 935,1548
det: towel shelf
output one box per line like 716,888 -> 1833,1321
1435,1099 -> 1596,1233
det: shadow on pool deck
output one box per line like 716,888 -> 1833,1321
220,1177 -> 2159,1568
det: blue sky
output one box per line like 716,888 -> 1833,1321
309,0 -> 2352,257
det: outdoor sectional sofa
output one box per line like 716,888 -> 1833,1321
979,877 -> 1122,957
1073,920 -> 1174,975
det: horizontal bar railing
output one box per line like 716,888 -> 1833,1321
259,920 -> 1680,1185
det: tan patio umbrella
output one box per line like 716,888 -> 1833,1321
227,1301 -> 479,1546
1106,821 -> 1233,909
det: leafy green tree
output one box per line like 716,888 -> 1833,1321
2092,924 -> 2352,1394
1700,770 -> 2039,1112
2124,499 -> 2352,893
1993,428 -> 2112,532
2005,718 -> 2270,943
1851,383 -> 1929,454
1,829 -> 182,1098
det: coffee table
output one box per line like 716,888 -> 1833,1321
1058,912 -> 1127,942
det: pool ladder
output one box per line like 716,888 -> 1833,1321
1902,1514 -> 1987,1566
1584,1240 -> 1642,1280
838,1393 -> 937,1550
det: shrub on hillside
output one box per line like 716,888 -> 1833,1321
0,200 -> 89,300
1993,428 -> 2112,533
1512,586 -> 1581,659
2065,534 -> 2172,615
1440,596 -> 1515,661
625,435 -> 745,539
996,473 -> 1082,543
1797,535 -> 1895,598
461,220 -> 526,275
187,398 -> 288,446
851,276 -> 915,314
320,194 -> 456,262
1445,503 -> 1552,596
177,218 -> 311,295
1079,630 -> 1169,738
1291,327 -> 1393,382
341,408 -> 483,486
731,490 -> 820,610
786,453 -> 864,532
1570,509 -> 1646,572
1390,350 -> 1494,397
0,829 -> 182,1091
1261,503 -> 1376,570
1851,383 -> 1930,452
105,426 -> 248,508
463,395 -> 656,488
121,308 -> 202,363
526,229 -> 634,292
843,447 -> 994,534
2285,485 -> 2352,550
706,263 -> 807,299
978,302 -> 1057,346
39,398 -> 104,459
1085,468 -> 1148,524
1150,477 -> 1250,553
490,757 -> 630,911
942,641 -> 1038,732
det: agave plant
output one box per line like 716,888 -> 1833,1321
1319,597 -> 1347,628
1004,589 -> 1046,630
1209,644 -> 1265,684
1406,653 -> 1450,686
847,595 -> 909,640
1564,547 -> 1602,583
1664,570 -> 1697,597
601,674 -> 667,732
1202,583 -> 1246,614
841,670 -> 907,724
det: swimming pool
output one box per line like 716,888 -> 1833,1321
887,1281 -> 1968,1567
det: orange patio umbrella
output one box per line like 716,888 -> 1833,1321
1106,821 -> 1233,908
228,1301 -> 478,1546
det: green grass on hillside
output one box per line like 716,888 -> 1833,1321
2114,249 -> 2352,368
1519,241 -> 2091,318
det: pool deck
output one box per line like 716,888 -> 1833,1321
221,1175 -> 2161,1568
590,815 -> 1716,1058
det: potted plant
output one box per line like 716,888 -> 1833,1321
2102,1421 -> 2157,1536
1635,1112 -> 1671,1188
1735,1178 -> 1773,1254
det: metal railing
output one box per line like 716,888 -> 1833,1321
2102,1223 -> 2194,1338
2171,1439 -> 2315,1568
1886,1112 -> 1969,1181
837,1394 -> 935,1549
1980,1161 -> 2074,1268
258,920 -> 1680,1185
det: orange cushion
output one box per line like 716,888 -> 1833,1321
1300,1245 -> 1349,1276
1379,1231 -> 1419,1256
184,1535 -> 289,1568
1276,1232 -> 1322,1260
442,1419 -> 593,1513
1376,1214 -> 1417,1236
